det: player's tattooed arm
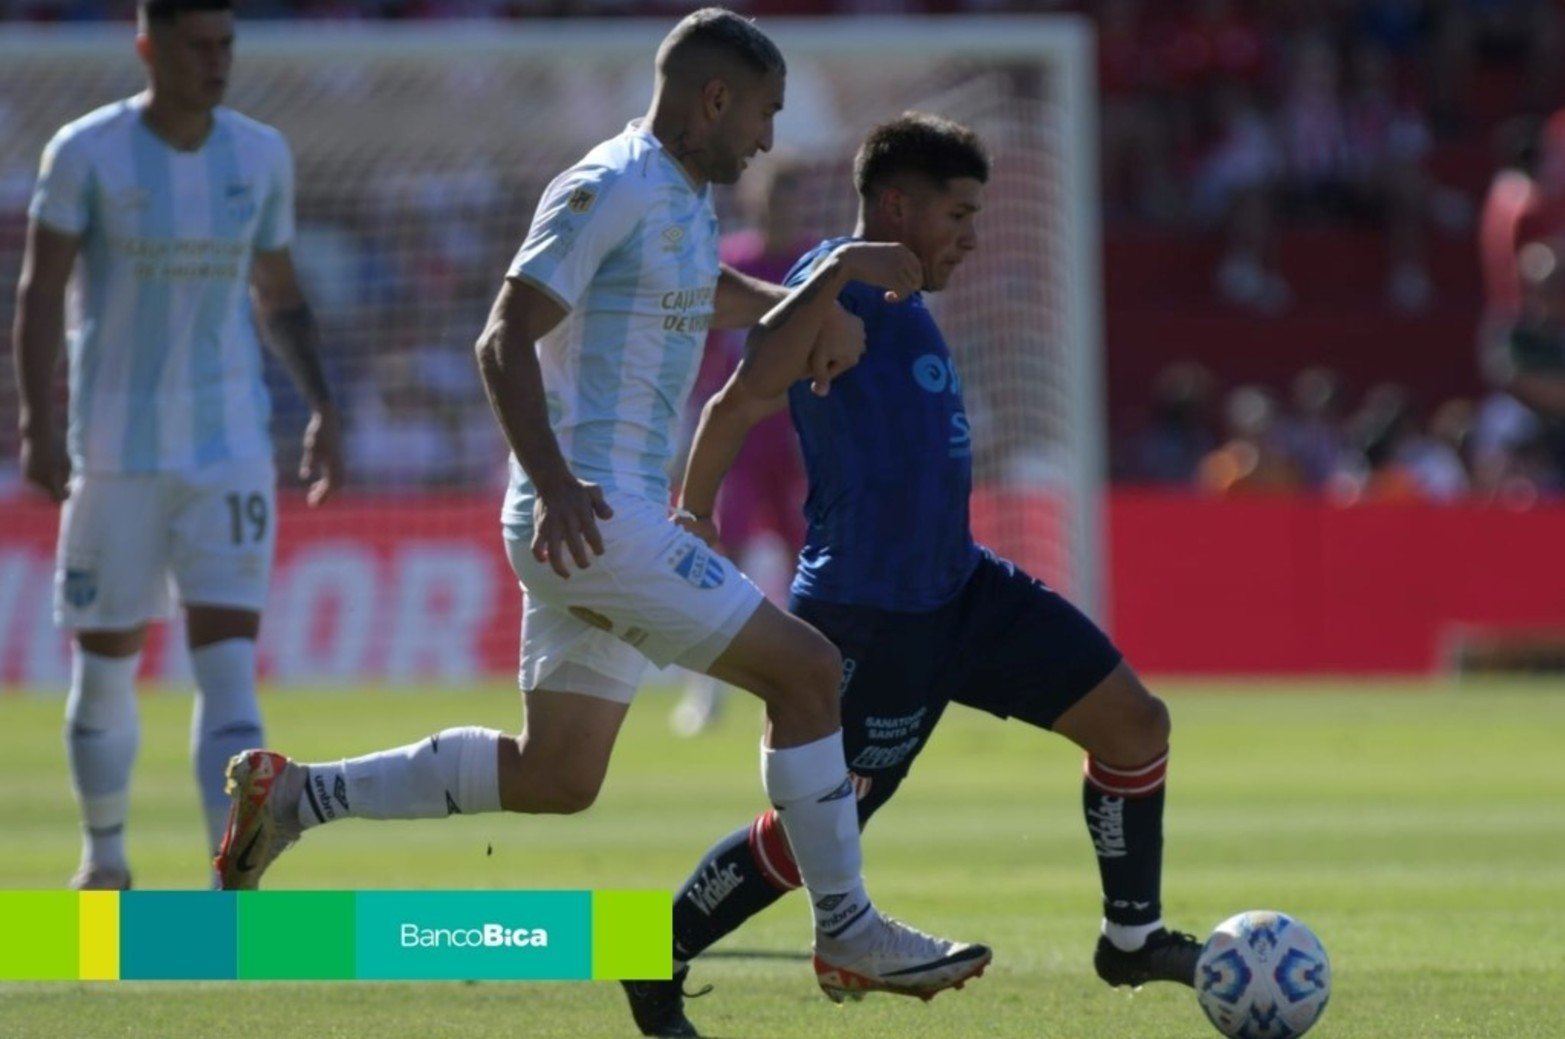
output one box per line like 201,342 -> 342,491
713,263 -> 786,329
252,248 -> 343,505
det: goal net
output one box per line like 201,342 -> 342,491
0,17 -> 1103,685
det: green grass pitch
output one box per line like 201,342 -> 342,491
2,678 -> 1562,1038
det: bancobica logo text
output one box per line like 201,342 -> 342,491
400,923 -> 550,948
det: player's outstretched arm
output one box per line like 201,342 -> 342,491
713,263 -> 786,330
677,373 -> 787,548
12,220 -> 78,503
252,249 -> 343,507
744,241 -> 921,397
477,276 -> 614,578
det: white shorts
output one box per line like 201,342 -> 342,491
54,459 -> 277,630
506,491 -> 765,704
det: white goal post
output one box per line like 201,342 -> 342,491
0,16 -> 1104,684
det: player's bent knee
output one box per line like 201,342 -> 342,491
1140,692 -> 1172,746
1109,683 -> 1170,758
799,636 -> 843,698
779,635 -> 842,723
1056,665 -> 1172,763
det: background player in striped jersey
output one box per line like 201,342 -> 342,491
623,112 -> 1201,1037
215,8 -> 990,1016
12,0 -> 342,890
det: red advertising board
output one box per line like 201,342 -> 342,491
4,489 -> 1563,685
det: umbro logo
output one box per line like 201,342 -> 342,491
333,775 -> 350,811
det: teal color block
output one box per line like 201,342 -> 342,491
120,892 -> 237,980
355,891 -> 591,980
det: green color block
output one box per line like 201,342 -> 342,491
0,892 -> 79,980
591,890 -> 670,980
238,891 -> 356,979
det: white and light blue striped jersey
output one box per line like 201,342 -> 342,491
29,95 -> 293,475
501,120 -> 721,537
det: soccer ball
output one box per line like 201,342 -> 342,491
1195,910 -> 1331,1039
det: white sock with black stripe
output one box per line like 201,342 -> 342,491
761,731 -> 876,943
296,727 -> 502,828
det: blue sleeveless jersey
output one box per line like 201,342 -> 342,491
785,237 -> 980,610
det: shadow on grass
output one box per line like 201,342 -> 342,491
702,948 -> 811,962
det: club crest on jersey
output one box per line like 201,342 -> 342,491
566,187 -> 597,214
669,544 -> 725,590
225,182 -> 256,222
64,568 -> 98,609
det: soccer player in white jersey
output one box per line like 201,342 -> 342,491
215,7 -> 990,1019
12,0 -> 342,891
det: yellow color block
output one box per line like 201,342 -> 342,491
78,891 -> 120,980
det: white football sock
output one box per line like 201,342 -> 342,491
297,726 -> 502,829
189,638 -> 264,854
761,731 -> 876,942
1103,919 -> 1164,952
66,648 -> 141,872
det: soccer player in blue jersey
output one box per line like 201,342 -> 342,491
214,8 -> 989,1012
622,112 -> 1202,1037
12,0 -> 342,890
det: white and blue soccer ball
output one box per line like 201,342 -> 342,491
1195,910 -> 1331,1039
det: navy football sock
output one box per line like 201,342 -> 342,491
1083,751 -> 1168,928
671,812 -> 797,962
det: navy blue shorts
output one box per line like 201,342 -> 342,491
790,549 -> 1123,823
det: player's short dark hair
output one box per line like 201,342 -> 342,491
656,7 -> 785,83
854,112 -> 990,199
139,0 -> 233,24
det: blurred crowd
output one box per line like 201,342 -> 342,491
5,0 -> 1565,505
1106,0 -> 1565,501
2,0 -> 1065,20
1096,0 -> 1561,315
1118,356 -> 1565,503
